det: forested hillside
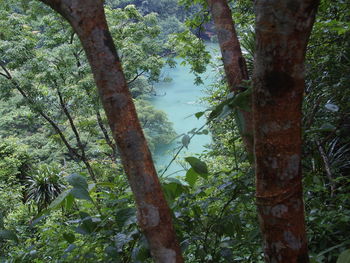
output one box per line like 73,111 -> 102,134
0,0 -> 349,262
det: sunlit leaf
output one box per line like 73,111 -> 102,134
48,189 -> 72,209
185,168 -> 199,187
66,173 -> 88,189
185,157 -> 208,178
195,111 -> 205,119
64,194 -> 74,210
337,249 -> 350,263
71,187 -> 92,201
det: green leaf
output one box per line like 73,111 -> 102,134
115,208 -> 136,227
105,246 -> 119,259
75,216 -> 96,235
165,177 -> 184,185
230,87 -> 252,112
185,168 -> 199,187
162,179 -> 187,202
48,189 -> 72,209
163,182 -> 178,200
337,249 -> 350,263
209,102 -> 226,121
185,157 -> 208,178
0,230 -> 18,242
31,213 -> 48,226
65,244 -> 76,253
201,129 -> 209,135
64,194 -> 74,210
195,111 -> 205,119
134,245 -> 151,261
71,187 -> 92,201
63,232 -> 75,243
66,173 -> 88,189
234,110 -> 245,134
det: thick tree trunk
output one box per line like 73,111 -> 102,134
253,0 -> 318,262
38,1 -> 183,262
207,0 -> 254,156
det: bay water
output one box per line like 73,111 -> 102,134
151,44 -> 218,177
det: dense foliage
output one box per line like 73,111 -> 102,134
0,0 -> 349,262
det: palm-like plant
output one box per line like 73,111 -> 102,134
326,138 -> 350,172
25,164 -> 65,212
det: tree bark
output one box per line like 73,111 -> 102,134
253,0 -> 319,262
207,0 -> 254,156
38,1 -> 183,262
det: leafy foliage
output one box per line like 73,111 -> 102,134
0,0 -> 349,262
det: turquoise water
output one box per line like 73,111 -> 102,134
151,44 -> 218,177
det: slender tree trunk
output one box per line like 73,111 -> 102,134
253,0 -> 319,262
207,0 -> 254,156
56,87 -> 98,182
38,1 -> 183,262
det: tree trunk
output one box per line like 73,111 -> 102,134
207,0 -> 254,157
253,0 -> 319,262
38,1 -> 183,262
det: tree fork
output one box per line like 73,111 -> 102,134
38,0 -> 183,262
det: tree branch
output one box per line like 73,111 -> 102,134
14,80 -> 81,160
160,123 -> 206,178
56,86 -> 97,182
127,70 -> 146,85
0,64 -> 95,172
0,61 -> 12,79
